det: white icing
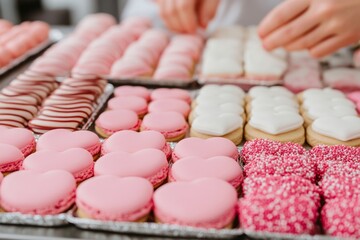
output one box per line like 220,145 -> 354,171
196,92 -> 244,105
249,112 -> 304,134
204,39 -> 243,60
193,102 -> 244,116
251,105 -> 298,115
192,113 -> 243,136
202,57 -> 243,76
302,98 -> 356,111
312,116 -> 360,141
323,68 -> 360,87
248,86 -> 294,99
302,88 -> 345,100
306,105 -> 357,120
199,85 -> 245,98
250,96 -> 299,108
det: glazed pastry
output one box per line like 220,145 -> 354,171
153,178 -> 238,229
95,149 -> 168,188
76,176 -> 153,222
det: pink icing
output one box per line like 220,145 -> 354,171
347,91 -> 360,103
169,156 -> 243,189
37,129 -> 101,157
114,86 -> 151,101
107,96 -> 148,115
0,127 -> 35,156
95,109 -> 141,133
172,137 -> 239,162
153,178 -> 237,229
76,176 -> 153,221
141,112 -> 188,138
0,143 -> 24,172
101,130 -> 172,159
153,65 -> 192,81
94,149 -> 168,186
150,88 -> 192,104
110,58 -> 152,78
148,99 -> 190,117
22,148 -> 94,182
0,170 -> 76,215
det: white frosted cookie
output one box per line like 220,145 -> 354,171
202,58 -> 243,77
192,102 -> 244,117
249,95 -> 299,109
199,85 -> 245,98
301,88 -> 345,101
306,105 -> 357,120
302,97 -> 355,111
204,39 -> 243,60
248,86 -> 294,99
195,92 -> 244,106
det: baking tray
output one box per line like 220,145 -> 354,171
0,29 -> 64,76
106,76 -> 199,88
197,76 -> 283,87
0,211 -> 69,227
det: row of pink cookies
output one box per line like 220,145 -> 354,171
153,35 -> 204,81
0,71 -> 59,128
95,86 -> 191,142
29,13 -> 116,77
298,88 -> 360,147
110,29 -> 169,78
28,78 -> 107,134
72,17 -> 151,78
323,68 -> 360,92
0,21 -> 49,68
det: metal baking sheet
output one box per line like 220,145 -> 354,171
0,211 -> 69,227
244,230 -> 346,240
197,76 -> 283,87
0,29 -> 64,76
67,208 -> 242,239
106,76 -> 198,88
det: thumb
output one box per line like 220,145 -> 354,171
197,0 -> 220,28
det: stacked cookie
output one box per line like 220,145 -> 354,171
310,145 -> 360,238
154,35 -> 203,81
0,21 -> 49,68
323,68 -> 360,92
201,26 -> 288,81
29,14 -> 116,77
189,85 -> 245,145
245,86 -> 305,144
28,78 -> 107,134
240,139 -> 319,235
348,91 -> 360,113
298,88 -> 360,146
284,51 -> 323,93
110,29 -> 169,78
95,86 -> 190,142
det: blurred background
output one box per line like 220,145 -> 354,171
0,0 -> 126,25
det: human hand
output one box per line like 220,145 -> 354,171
157,0 -> 219,33
258,0 -> 360,58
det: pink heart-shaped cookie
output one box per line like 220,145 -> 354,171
170,156 -> 243,189
0,143 -> 24,173
0,126 -> 35,156
0,170 -> 76,215
76,176 -> 153,221
172,137 -> 239,162
154,178 -> 237,229
37,129 -> 101,158
101,130 -> 171,159
95,149 -> 168,187
22,148 -> 94,182
150,88 -> 191,104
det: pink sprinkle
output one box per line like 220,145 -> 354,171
320,175 -> 360,200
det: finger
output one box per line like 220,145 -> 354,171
198,0 -> 219,28
159,0 -> 182,32
258,0 -> 310,39
285,25 -> 327,51
175,0 -> 198,33
310,34 -> 358,58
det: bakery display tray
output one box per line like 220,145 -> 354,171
0,29 -> 64,76
106,76 -> 198,88
0,211 -> 69,227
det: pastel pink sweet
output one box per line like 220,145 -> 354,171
107,96 -> 148,116
148,99 -> 190,117
122,17 -> 152,28
110,58 -> 153,77
0,170 -> 76,215
76,176 -> 153,221
153,178 -> 237,229
37,129 -> 101,157
101,130 -> 172,159
154,65 -> 192,81
141,112 -> 188,139
0,48 -> 13,67
114,86 -> 151,101
159,54 -> 194,69
0,143 -> 24,173
165,43 -> 201,61
172,137 -> 239,162
151,88 -> 192,104
95,149 -> 168,186
347,91 -> 360,103
96,110 -> 141,134
22,148 -> 94,182
0,127 -> 35,157
124,44 -> 157,65
169,156 -> 243,189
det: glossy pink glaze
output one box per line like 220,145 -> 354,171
148,99 -> 190,117
95,109 -> 141,134
0,143 -> 24,173
0,170 -> 76,215
22,148 -> 94,182
154,178 -> 237,229
150,88 -> 192,104
76,176 -> 153,221
107,96 -> 148,116
114,86 -> 151,101
0,127 -> 36,157
95,149 -> 168,186
172,137 -> 239,162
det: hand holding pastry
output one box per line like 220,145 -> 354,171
259,0 -> 360,58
